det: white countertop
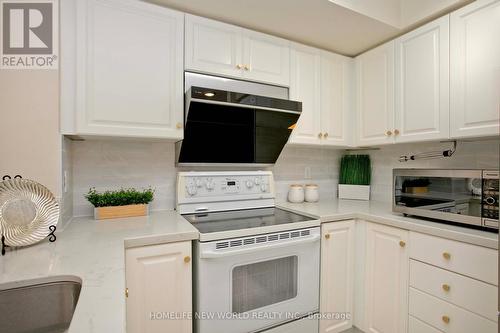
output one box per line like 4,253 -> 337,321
0,200 -> 497,333
0,210 -> 198,333
277,199 -> 498,249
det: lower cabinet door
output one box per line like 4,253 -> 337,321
125,241 -> 192,333
320,220 -> 355,333
365,223 -> 409,333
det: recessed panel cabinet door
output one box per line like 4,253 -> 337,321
75,0 -> 184,138
320,221 -> 355,333
288,43 -> 322,145
242,30 -> 290,86
185,14 -> 243,78
356,42 -> 395,146
450,0 -> 500,138
365,223 -> 409,333
320,52 -> 354,147
126,241 -> 192,333
395,16 -> 450,143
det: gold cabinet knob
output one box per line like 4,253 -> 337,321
318,133 -> 323,139
184,256 -> 191,263
325,234 -> 331,240
125,288 -> 129,298
236,64 -> 242,69
244,64 -> 250,71
176,122 -> 183,129
394,129 -> 400,135
442,315 -> 450,324
442,284 -> 450,292
385,130 -> 393,136
399,240 -> 406,248
324,132 -> 329,138
443,252 -> 451,260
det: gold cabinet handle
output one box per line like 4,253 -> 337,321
318,133 -> 323,139
442,284 -> 450,292
385,130 -> 393,136
394,129 -> 400,135
184,256 -> 191,263
325,234 -> 331,240
324,132 -> 329,138
176,122 -> 183,129
399,240 -> 406,248
443,252 -> 451,260
442,315 -> 450,324
236,64 -> 242,69
125,288 -> 129,298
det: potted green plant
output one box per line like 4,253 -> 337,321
85,187 -> 154,220
338,154 -> 371,200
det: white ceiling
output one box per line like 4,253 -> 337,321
150,0 -> 471,56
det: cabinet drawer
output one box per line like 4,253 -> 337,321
409,288 -> 497,333
409,232 -> 497,285
409,315 -> 443,333
410,260 -> 497,322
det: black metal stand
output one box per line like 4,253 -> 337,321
48,225 -> 57,242
1,235 -> 6,256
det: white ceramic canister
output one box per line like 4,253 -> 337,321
305,184 -> 319,202
288,184 -> 305,203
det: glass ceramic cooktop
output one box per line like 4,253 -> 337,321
182,207 -> 315,234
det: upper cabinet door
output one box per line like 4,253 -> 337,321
185,14 -> 243,78
73,0 -> 184,139
320,51 -> 354,147
395,16 -> 450,143
450,0 -> 500,139
356,41 -> 395,146
241,30 -> 290,86
288,43 -> 322,145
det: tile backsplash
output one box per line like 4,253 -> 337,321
69,138 -> 499,217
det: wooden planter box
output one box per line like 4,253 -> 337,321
94,204 -> 149,220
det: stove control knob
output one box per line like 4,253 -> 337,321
246,180 -> 254,188
485,196 -> 496,205
187,185 -> 197,196
260,184 -> 267,192
206,179 -> 215,190
254,177 -> 261,185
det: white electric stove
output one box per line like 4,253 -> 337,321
176,171 -> 320,333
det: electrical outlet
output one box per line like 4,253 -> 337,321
304,166 -> 311,179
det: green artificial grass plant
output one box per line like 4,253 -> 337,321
85,187 -> 154,207
339,154 -> 371,186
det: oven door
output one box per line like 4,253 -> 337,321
194,227 -> 320,333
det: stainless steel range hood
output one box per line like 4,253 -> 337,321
176,73 -> 302,167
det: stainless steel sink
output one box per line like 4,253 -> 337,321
0,275 -> 82,333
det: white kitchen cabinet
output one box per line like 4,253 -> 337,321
355,41 -> 395,146
394,16 -> 450,143
184,14 -> 243,78
289,45 -> 353,147
242,30 -> 290,86
320,51 -> 354,147
61,0 -> 184,139
320,220 -> 355,333
125,241 -> 192,333
289,43 -> 322,145
185,14 -> 290,86
364,223 -> 409,333
450,0 -> 500,138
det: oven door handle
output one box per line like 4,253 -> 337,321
199,234 -> 321,259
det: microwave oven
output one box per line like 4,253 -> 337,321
393,169 -> 499,231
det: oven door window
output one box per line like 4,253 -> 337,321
232,256 -> 298,314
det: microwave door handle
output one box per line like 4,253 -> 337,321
199,234 -> 320,259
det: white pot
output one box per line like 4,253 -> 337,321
288,184 -> 305,203
338,184 -> 370,201
304,184 -> 319,203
